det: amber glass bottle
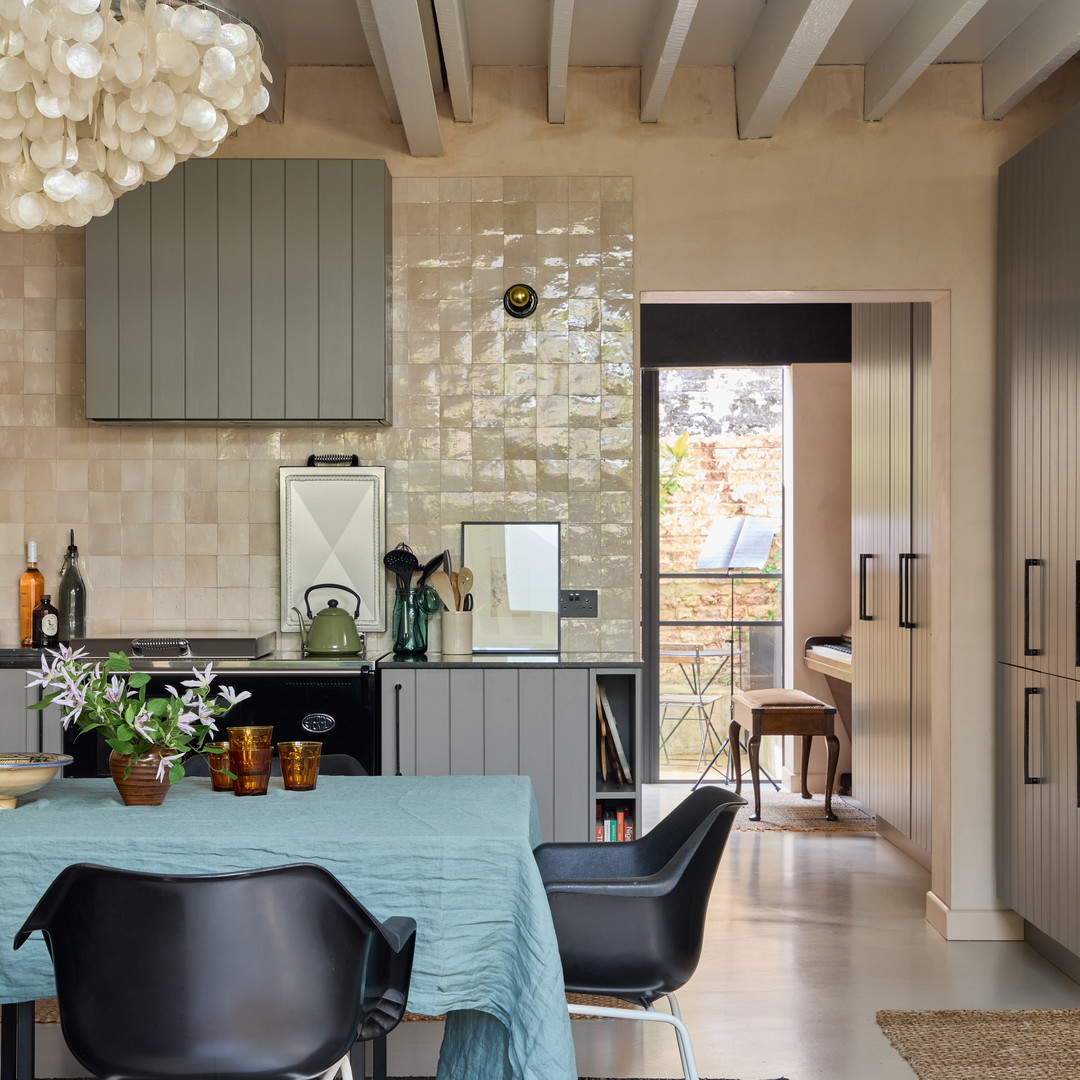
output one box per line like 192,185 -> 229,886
19,540 -> 44,648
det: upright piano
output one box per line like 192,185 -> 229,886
803,628 -> 852,743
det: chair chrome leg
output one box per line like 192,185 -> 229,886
567,1000 -> 700,1080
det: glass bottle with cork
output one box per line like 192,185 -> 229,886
18,541 -> 44,648
32,594 -> 59,649
57,529 -> 86,643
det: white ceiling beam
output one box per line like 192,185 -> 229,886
983,0 -> 1080,120
640,0 -> 699,123
354,0 -> 401,124
354,0 -> 443,156
433,0 -> 473,122
735,0 -> 855,140
864,0 -> 991,121
548,0 -> 575,124
221,0 -> 285,123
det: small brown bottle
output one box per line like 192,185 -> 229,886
32,594 -> 59,650
18,541 -> 44,647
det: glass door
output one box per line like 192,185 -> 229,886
655,367 -> 785,781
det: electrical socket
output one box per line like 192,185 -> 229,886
559,589 -> 598,618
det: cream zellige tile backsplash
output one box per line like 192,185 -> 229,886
0,177 -> 635,657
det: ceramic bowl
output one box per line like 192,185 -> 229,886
0,753 -> 73,809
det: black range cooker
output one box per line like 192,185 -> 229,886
62,634 -> 378,778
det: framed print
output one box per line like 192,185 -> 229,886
462,522 -> 560,653
280,466 -> 386,633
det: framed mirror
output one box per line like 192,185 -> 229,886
462,522 -> 560,653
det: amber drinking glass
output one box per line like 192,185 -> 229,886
227,726 -> 273,796
204,741 -> 232,791
277,741 -> 322,791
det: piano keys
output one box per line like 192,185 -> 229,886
804,630 -> 852,745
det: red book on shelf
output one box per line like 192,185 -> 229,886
621,808 -> 634,842
616,806 -> 625,842
594,802 -> 604,842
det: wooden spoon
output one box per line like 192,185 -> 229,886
426,570 -> 457,613
457,566 -> 474,602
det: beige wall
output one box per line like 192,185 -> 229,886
788,363 -> 852,787
3,62 -> 1080,926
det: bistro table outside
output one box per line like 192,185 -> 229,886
0,774 -> 576,1080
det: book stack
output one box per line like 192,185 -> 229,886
595,801 -> 635,842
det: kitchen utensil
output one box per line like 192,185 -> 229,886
462,593 -> 473,612
457,566 -> 474,602
426,570 -> 457,613
291,583 -> 364,655
450,571 -> 461,611
417,551 -> 444,587
383,544 -> 419,591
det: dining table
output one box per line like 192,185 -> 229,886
0,774 -> 576,1080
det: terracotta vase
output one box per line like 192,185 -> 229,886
109,747 -> 172,807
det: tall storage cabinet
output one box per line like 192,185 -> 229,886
851,303 -> 932,856
997,106 -> 1080,955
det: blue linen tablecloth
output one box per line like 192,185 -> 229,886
0,774 -> 576,1080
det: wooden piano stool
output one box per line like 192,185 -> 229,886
729,688 -> 839,822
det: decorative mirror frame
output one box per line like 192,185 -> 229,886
461,522 -> 561,653
280,466 -> 386,633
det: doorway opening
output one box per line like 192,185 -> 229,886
655,366 -> 785,782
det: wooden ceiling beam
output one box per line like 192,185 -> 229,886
864,0 -> 990,121
548,0 -> 575,124
640,0 -> 699,123
983,0 -> 1080,120
354,0 -> 443,156
735,0 -> 855,140
433,0 -> 473,122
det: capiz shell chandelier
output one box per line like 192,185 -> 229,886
0,0 -> 270,230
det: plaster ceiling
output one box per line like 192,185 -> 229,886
234,0 -> 1080,155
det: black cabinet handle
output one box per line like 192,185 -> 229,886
1075,701 -> 1080,808
1024,686 -> 1043,785
899,553 -> 916,629
393,683 -> 403,776
1024,558 -> 1043,656
858,554 -> 873,621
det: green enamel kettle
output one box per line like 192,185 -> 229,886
292,583 -> 364,656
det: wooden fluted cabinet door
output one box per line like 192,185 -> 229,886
850,302 -> 931,854
85,158 -> 391,423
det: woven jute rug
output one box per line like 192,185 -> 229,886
731,788 -> 876,831
877,1008 -> 1080,1079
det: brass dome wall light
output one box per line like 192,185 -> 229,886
503,283 -> 538,319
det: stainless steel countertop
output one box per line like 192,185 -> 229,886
0,648 -> 373,672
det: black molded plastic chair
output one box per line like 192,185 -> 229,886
183,752 -> 369,778
14,863 -> 415,1080
533,785 -> 746,1080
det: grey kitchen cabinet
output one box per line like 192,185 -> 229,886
380,663 -> 641,843
0,666 -> 43,751
996,106 -> 1080,960
997,665 -> 1080,953
85,158 -> 391,423
850,302 -> 932,856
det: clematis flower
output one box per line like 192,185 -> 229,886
217,685 -> 252,706
155,751 -> 184,782
181,663 -> 215,691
